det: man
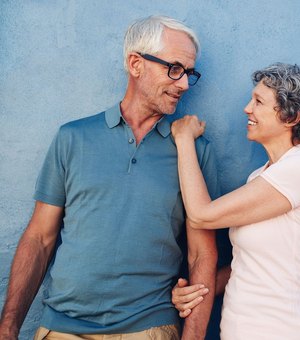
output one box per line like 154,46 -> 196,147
0,15 -> 218,339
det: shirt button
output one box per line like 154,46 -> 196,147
128,138 -> 134,144
131,158 -> 137,164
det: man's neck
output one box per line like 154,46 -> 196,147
120,97 -> 164,145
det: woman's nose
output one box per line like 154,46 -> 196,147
244,100 -> 253,115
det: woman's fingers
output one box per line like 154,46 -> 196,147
177,277 -> 189,288
179,309 -> 192,318
172,283 -> 207,302
172,278 -> 209,318
174,286 -> 208,303
172,279 -> 209,318
176,294 -> 206,316
171,115 -> 206,140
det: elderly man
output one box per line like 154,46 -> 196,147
0,15 -> 218,339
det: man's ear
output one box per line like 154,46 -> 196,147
127,53 -> 143,78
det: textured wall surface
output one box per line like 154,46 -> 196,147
1,1 -> 300,338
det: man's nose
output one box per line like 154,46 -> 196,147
176,73 -> 189,91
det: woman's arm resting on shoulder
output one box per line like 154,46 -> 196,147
172,116 -> 292,230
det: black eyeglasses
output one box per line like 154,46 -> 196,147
138,53 -> 201,86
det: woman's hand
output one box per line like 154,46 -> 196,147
171,115 -> 206,142
172,278 -> 209,318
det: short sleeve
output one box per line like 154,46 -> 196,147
33,127 -> 66,207
260,151 -> 300,208
195,137 -> 221,200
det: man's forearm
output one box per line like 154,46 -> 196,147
0,231 -> 54,339
181,253 -> 217,340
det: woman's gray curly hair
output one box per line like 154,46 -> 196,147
252,63 -> 300,145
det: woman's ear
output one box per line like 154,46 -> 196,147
285,111 -> 300,127
127,53 -> 143,78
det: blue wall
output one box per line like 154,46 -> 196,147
1,1 -> 299,338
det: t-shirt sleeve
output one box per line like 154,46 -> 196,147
33,127 -> 66,207
260,153 -> 300,208
195,137 -> 221,200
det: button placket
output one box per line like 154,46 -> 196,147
124,124 -> 139,173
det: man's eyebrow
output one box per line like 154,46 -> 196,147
170,60 -> 184,67
172,60 -> 195,70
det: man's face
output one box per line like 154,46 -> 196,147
138,28 -> 197,116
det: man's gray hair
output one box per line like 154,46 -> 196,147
123,15 -> 200,72
253,63 -> 300,144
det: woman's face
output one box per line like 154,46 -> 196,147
244,81 -> 291,145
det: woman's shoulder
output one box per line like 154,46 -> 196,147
247,163 -> 268,182
276,145 -> 300,168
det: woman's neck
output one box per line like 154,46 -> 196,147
264,140 -> 294,165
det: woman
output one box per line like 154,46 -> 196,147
171,63 -> 300,339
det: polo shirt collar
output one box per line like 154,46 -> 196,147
105,103 -> 122,128
105,103 -> 171,138
156,116 -> 171,138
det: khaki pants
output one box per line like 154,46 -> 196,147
34,324 -> 180,340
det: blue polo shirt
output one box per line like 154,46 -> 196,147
34,103 -> 219,334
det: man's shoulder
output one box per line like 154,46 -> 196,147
60,111 -> 106,132
195,136 -> 220,198
195,135 -> 211,152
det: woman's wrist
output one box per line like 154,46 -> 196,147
173,133 -> 196,145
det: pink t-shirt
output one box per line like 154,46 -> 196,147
221,145 -> 300,340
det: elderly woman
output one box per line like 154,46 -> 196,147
171,63 -> 300,340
